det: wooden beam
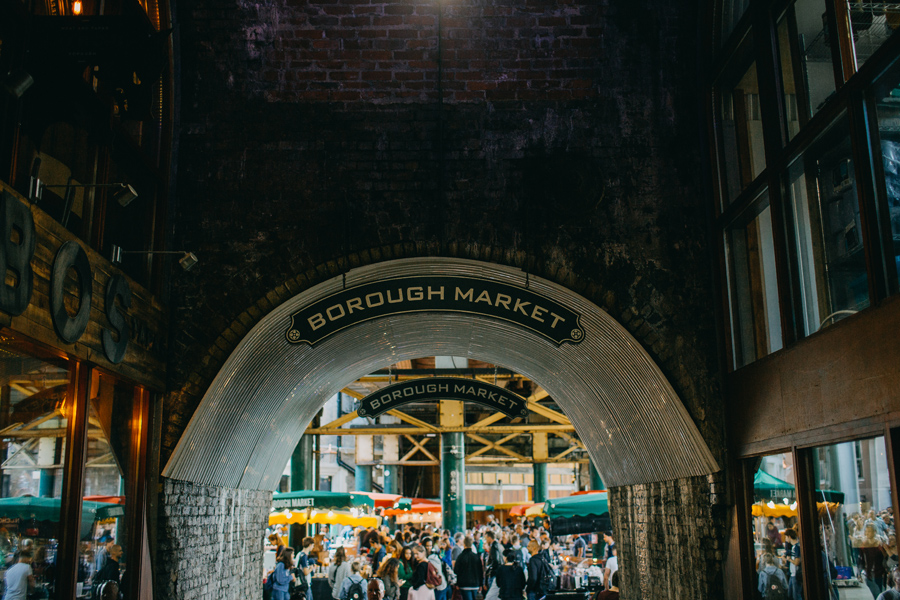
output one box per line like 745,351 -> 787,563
317,410 -> 360,431
402,435 -> 438,462
386,409 -> 439,432
526,401 -> 570,425
470,412 -> 506,429
552,445 -> 580,461
306,423 -> 577,435
527,387 -> 550,402
554,431 -> 585,449
340,388 -> 365,400
466,432 -> 527,461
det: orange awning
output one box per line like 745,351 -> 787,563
384,498 -> 441,516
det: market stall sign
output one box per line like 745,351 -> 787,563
286,275 -> 584,347
357,377 -> 528,418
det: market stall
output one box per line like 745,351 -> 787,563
545,492 -> 610,536
384,498 -> 442,525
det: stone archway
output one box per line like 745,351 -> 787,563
163,257 -> 718,490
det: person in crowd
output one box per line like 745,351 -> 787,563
330,547 -> 353,600
408,545 -> 436,600
483,531 -> 504,591
496,549 -> 526,600
399,546 -> 415,600
783,529 -> 802,600
454,536 -> 483,600
94,540 -> 112,574
377,557 -> 401,600
427,546 -> 449,600
369,578 -> 386,600
601,533 -> 615,564
3,549 -> 34,600
525,541 -> 545,600
272,548 -> 297,600
603,548 -> 617,591
340,561 -> 369,600
510,535 -> 529,567
877,567 -> 900,600
298,536 -> 316,600
95,544 -> 123,585
451,534 -> 465,564
269,533 -> 286,560
423,537 -> 434,556
572,534 -> 587,559
371,539 -> 387,569
757,552 -> 788,599
594,571 -> 619,600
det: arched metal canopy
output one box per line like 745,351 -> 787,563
163,257 -> 719,490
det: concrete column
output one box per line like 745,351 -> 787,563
533,462 -> 548,503
441,431 -> 465,534
355,435 -> 374,490
589,463 -> 605,491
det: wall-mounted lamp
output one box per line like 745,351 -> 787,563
72,0 -> 83,14
3,71 -> 34,98
39,182 -> 138,207
111,245 -> 199,271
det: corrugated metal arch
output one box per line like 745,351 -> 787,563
163,257 -> 719,490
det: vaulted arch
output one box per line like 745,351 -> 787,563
163,257 -> 718,489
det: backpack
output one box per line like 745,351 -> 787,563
441,559 -> 457,586
765,571 -> 788,600
426,561 -> 443,589
539,558 -> 556,595
264,571 -> 275,591
348,578 -> 367,600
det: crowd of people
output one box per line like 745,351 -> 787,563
755,508 -> 900,600
264,519 -> 620,600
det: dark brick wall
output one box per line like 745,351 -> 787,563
164,0 -> 727,596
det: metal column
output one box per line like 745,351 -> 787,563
533,462 -> 548,503
441,431 -> 466,534
590,463 -> 605,490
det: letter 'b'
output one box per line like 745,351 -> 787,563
0,194 -> 35,316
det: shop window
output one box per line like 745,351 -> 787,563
717,52 -> 767,206
870,64 -> 900,287
847,1 -> 900,72
776,0 -> 837,136
0,341 -> 70,597
79,372 -> 135,597
748,452 -> 797,600
725,190 -> 784,368
812,436 -> 895,599
786,115 -> 870,335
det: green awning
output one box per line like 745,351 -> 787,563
753,470 -> 845,504
272,491 -> 375,511
394,498 -> 412,510
0,496 -> 125,539
545,492 -> 608,519
466,504 -> 493,512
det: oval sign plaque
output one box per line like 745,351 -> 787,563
357,377 -> 529,419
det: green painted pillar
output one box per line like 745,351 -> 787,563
589,463 -> 605,490
382,466 -> 398,494
290,435 -> 315,547
355,465 -> 373,490
533,462 -> 548,503
441,432 -> 465,534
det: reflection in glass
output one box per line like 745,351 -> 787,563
0,340 -> 70,598
847,1 -> 900,72
749,453 -> 796,600
777,0 -> 836,137
718,60 -> 767,205
813,437 -> 895,599
872,68 -> 900,285
720,0 -> 751,46
81,372 -> 133,596
786,116 -> 869,335
725,192 -> 784,368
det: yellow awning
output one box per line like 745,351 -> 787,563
269,509 -> 381,528
525,503 -> 545,517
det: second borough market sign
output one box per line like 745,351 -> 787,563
357,377 -> 529,419
286,275 -> 584,347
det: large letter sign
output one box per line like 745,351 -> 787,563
0,193 -> 35,316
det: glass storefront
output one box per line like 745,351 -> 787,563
748,452 -> 798,600
812,436 -> 895,599
0,335 -> 149,599
871,63 -> 900,287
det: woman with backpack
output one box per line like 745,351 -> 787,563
272,548 -> 297,600
427,548 -> 449,600
339,561 -> 369,600
526,542 -> 544,600
407,545 -> 437,600
756,553 -> 788,599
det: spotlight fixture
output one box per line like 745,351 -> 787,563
72,0 -> 83,14
40,182 -> 138,206
3,71 -> 34,98
111,246 -> 200,271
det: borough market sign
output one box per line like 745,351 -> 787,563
286,275 -> 584,347
357,377 -> 529,418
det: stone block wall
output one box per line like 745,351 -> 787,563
609,473 -> 728,600
155,478 -> 272,600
